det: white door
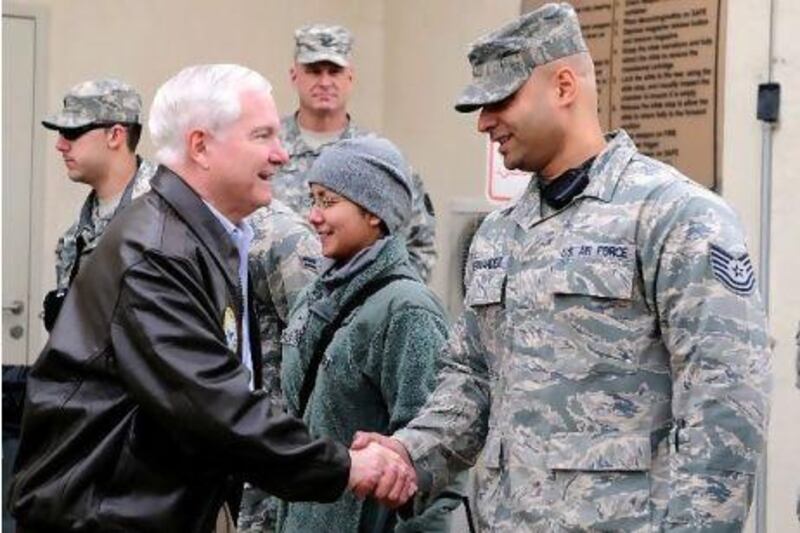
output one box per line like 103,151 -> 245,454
2,14 -> 37,364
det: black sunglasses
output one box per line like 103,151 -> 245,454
58,122 -> 123,141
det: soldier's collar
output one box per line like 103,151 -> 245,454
286,111 -> 357,156
508,131 -> 636,229
508,177 -> 544,229
578,130 -> 637,203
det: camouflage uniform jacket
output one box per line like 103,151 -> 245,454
247,198 -> 321,415
395,130 -> 772,532
272,113 -> 437,282
54,157 -> 157,291
238,199 -> 321,533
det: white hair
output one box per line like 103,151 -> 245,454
149,64 -> 272,165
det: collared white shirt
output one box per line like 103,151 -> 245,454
203,201 -> 256,390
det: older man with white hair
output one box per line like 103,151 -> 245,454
7,64 -> 415,533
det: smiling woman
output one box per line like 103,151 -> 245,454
308,185 -> 382,262
278,136 -> 464,532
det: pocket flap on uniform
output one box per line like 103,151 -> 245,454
546,432 -> 651,471
678,426 -> 759,474
481,433 -> 502,469
464,266 -> 506,307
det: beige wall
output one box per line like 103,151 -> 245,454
722,0 -> 800,529
4,0 -> 799,528
761,0 -> 800,529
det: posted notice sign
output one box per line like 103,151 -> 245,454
520,0 -> 725,189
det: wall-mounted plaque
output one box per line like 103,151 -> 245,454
521,0 -> 726,189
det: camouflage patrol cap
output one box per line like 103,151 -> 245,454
42,79 -> 142,130
294,24 -> 353,67
455,2 -> 587,113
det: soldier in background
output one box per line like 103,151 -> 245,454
353,3 -> 771,531
272,24 -> 437,283
41,79 -> 157,331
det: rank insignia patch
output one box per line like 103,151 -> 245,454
709,244 -> 755,296
223,306 -> 238,352
301,256 -> 318,272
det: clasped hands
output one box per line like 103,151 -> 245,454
347,431 -> 416,508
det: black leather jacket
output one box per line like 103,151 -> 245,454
8,167 -> 350,532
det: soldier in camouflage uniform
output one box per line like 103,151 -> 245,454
273,24 -> 437,282
238,198 -> 321,533
42,79 -> 157,330
353,4 -> 772,531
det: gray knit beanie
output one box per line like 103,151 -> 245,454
307,136 -> 413,234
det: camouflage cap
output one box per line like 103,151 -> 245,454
294,24 -> 353,67
42,78 -> 142,130
455,2 -> 587,113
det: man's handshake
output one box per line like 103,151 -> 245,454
347,431 -> 416,508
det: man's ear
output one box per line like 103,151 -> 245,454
554,66 -> 578,106
289,64 -> 298,86
187,129 -> 210,170
105,125 -> 126,150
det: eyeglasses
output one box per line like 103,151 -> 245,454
307,194 -> 342,210
57,123 -> 121,141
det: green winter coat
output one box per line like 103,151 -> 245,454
279,236 -> 460,532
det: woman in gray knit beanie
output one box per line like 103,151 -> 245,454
278,136 -> 463,532
306,135 -> 414,256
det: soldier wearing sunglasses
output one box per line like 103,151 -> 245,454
40,79 -> 157,331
